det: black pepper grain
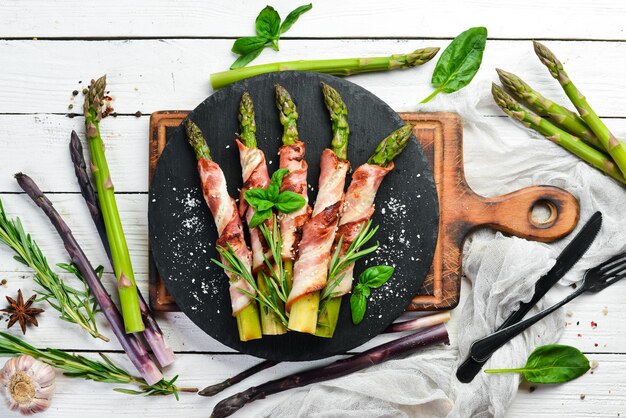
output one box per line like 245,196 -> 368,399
135,111 -> 142,117
72,90 -> 79,96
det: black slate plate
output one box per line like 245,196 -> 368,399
149,71 -> 438,361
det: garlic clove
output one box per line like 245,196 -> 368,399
0,355 -> 55,415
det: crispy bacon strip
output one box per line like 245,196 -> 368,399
287,149 -> 349,310
333,163 -> 394,296
278,140 -> 311,260
236,139 -> 273,272
197,158 -> 255,316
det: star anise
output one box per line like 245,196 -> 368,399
1,290 -> 44,335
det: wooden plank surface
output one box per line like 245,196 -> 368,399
1,40 -> 626,117
0,1 -> 625,416
0,0 -> 625,40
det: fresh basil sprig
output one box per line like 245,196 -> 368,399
421,26 -> 488,103
485,344 -> 590,384
244,168 -> 306,228
230,4 -> 313,69
350,265 -> 394,325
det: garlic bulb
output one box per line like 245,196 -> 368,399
0,355 -> 55,414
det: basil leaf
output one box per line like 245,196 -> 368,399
231,36 -> 269,55
274,191 -> 306,213
266,184 -> 280,202
244,188 -> 274,211
280,4 -> 313,34
256,6 -> 281,39
421,27 -> 487,103
485,344 -> 590,384
359,265 -> 394,288
230,47 -> 264,70
271,168 -> 290,187
350,287 -> 367,325
249,208 -> 272,229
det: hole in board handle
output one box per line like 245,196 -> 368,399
530,199 -> 558,228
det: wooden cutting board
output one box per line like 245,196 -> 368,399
148,111 -> 580,312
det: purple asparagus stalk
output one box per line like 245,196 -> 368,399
69,131 -> 175,368
199,311 -> 449,397
199,360 -> 279,397
210,323 -> 449,417
15,173 -> 163,386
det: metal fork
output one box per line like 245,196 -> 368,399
469,251 -> 626,362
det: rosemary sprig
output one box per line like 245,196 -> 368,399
0,332 -> 195,398
213,241 -> 289,328
319,221 -> 380,311
258,216 -> 290,303
0,199 -> 108,341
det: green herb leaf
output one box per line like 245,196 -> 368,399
249,208 -> 272,228
231,36 -> 269,55
266,184 -> 280,201
485,344 -> 590,384
280,4 -> 313,34
271,167 -> 290,186
256,6 -> 281,39
274,191 -> 306,213
359,265 -> 394,288
230,48 -> 264,70
421,26 -> 487,103
244,188 -> 274,211
350,287 -> 367,325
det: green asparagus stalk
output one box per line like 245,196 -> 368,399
317,125 -> 413,338
274,84 -> 301,290
239,93 -> 286,336
83,76 -> 143,333
533,41 -> 626,177
322,82 -> 349,160
185,119 -> 263,341
275,84 -> 299,146
492,84 -> 626,186
210,47 -> 440,90
496,68 -> 603,151
288,83 -> 351,334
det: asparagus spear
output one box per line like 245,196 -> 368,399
211,323 -> 449,418
323,82 -> 350,160
83,76 -> 143,333
200,311 -> 450,397
276,84 -> 299,146
533,41 -> 626,177
496,68 -> 603,151
287,83 -> 350,334
210,47 -> 440,90
15,173 -> 163,386
69,131 -> 175,367
317,124 -> 413,338
238,93 -> 286,336
185,120 -> 262,342
274,84 -> 311,290
492,84 -> 626,185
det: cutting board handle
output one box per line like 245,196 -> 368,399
469,186 -> 580,243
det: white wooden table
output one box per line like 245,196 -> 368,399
1,1 -> 625,416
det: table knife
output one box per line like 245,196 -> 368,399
456,211 -> 602,383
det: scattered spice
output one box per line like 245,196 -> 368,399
529,386 -> 536,393
0,279 -> 6,286
0,290 -> 44,335
571,283 -> 577,289
135,111 -> 142,117
565,310 -> 573,317
72,90 -> 79,96
590,360 -> 599,370
68,104 -> 74,110
82,88 -> 88,95
602,306 -> 609,316
580,393 -> 586,400
591,321 -> 597,329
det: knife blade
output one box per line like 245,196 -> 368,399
456,211 -> 602,383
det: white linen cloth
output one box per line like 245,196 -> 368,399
267,80 -> 626,417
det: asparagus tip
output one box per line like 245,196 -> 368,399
184,119 -> 212,161
406,47 -> 440,66
238,91 -> 257,148
532,41 -> 563,78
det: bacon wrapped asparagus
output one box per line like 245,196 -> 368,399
236,93 -> 286,335
317,124 -> 414,337
185,120 -> 262,341
287,83 -> 350,334
275,84 -> 311,287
